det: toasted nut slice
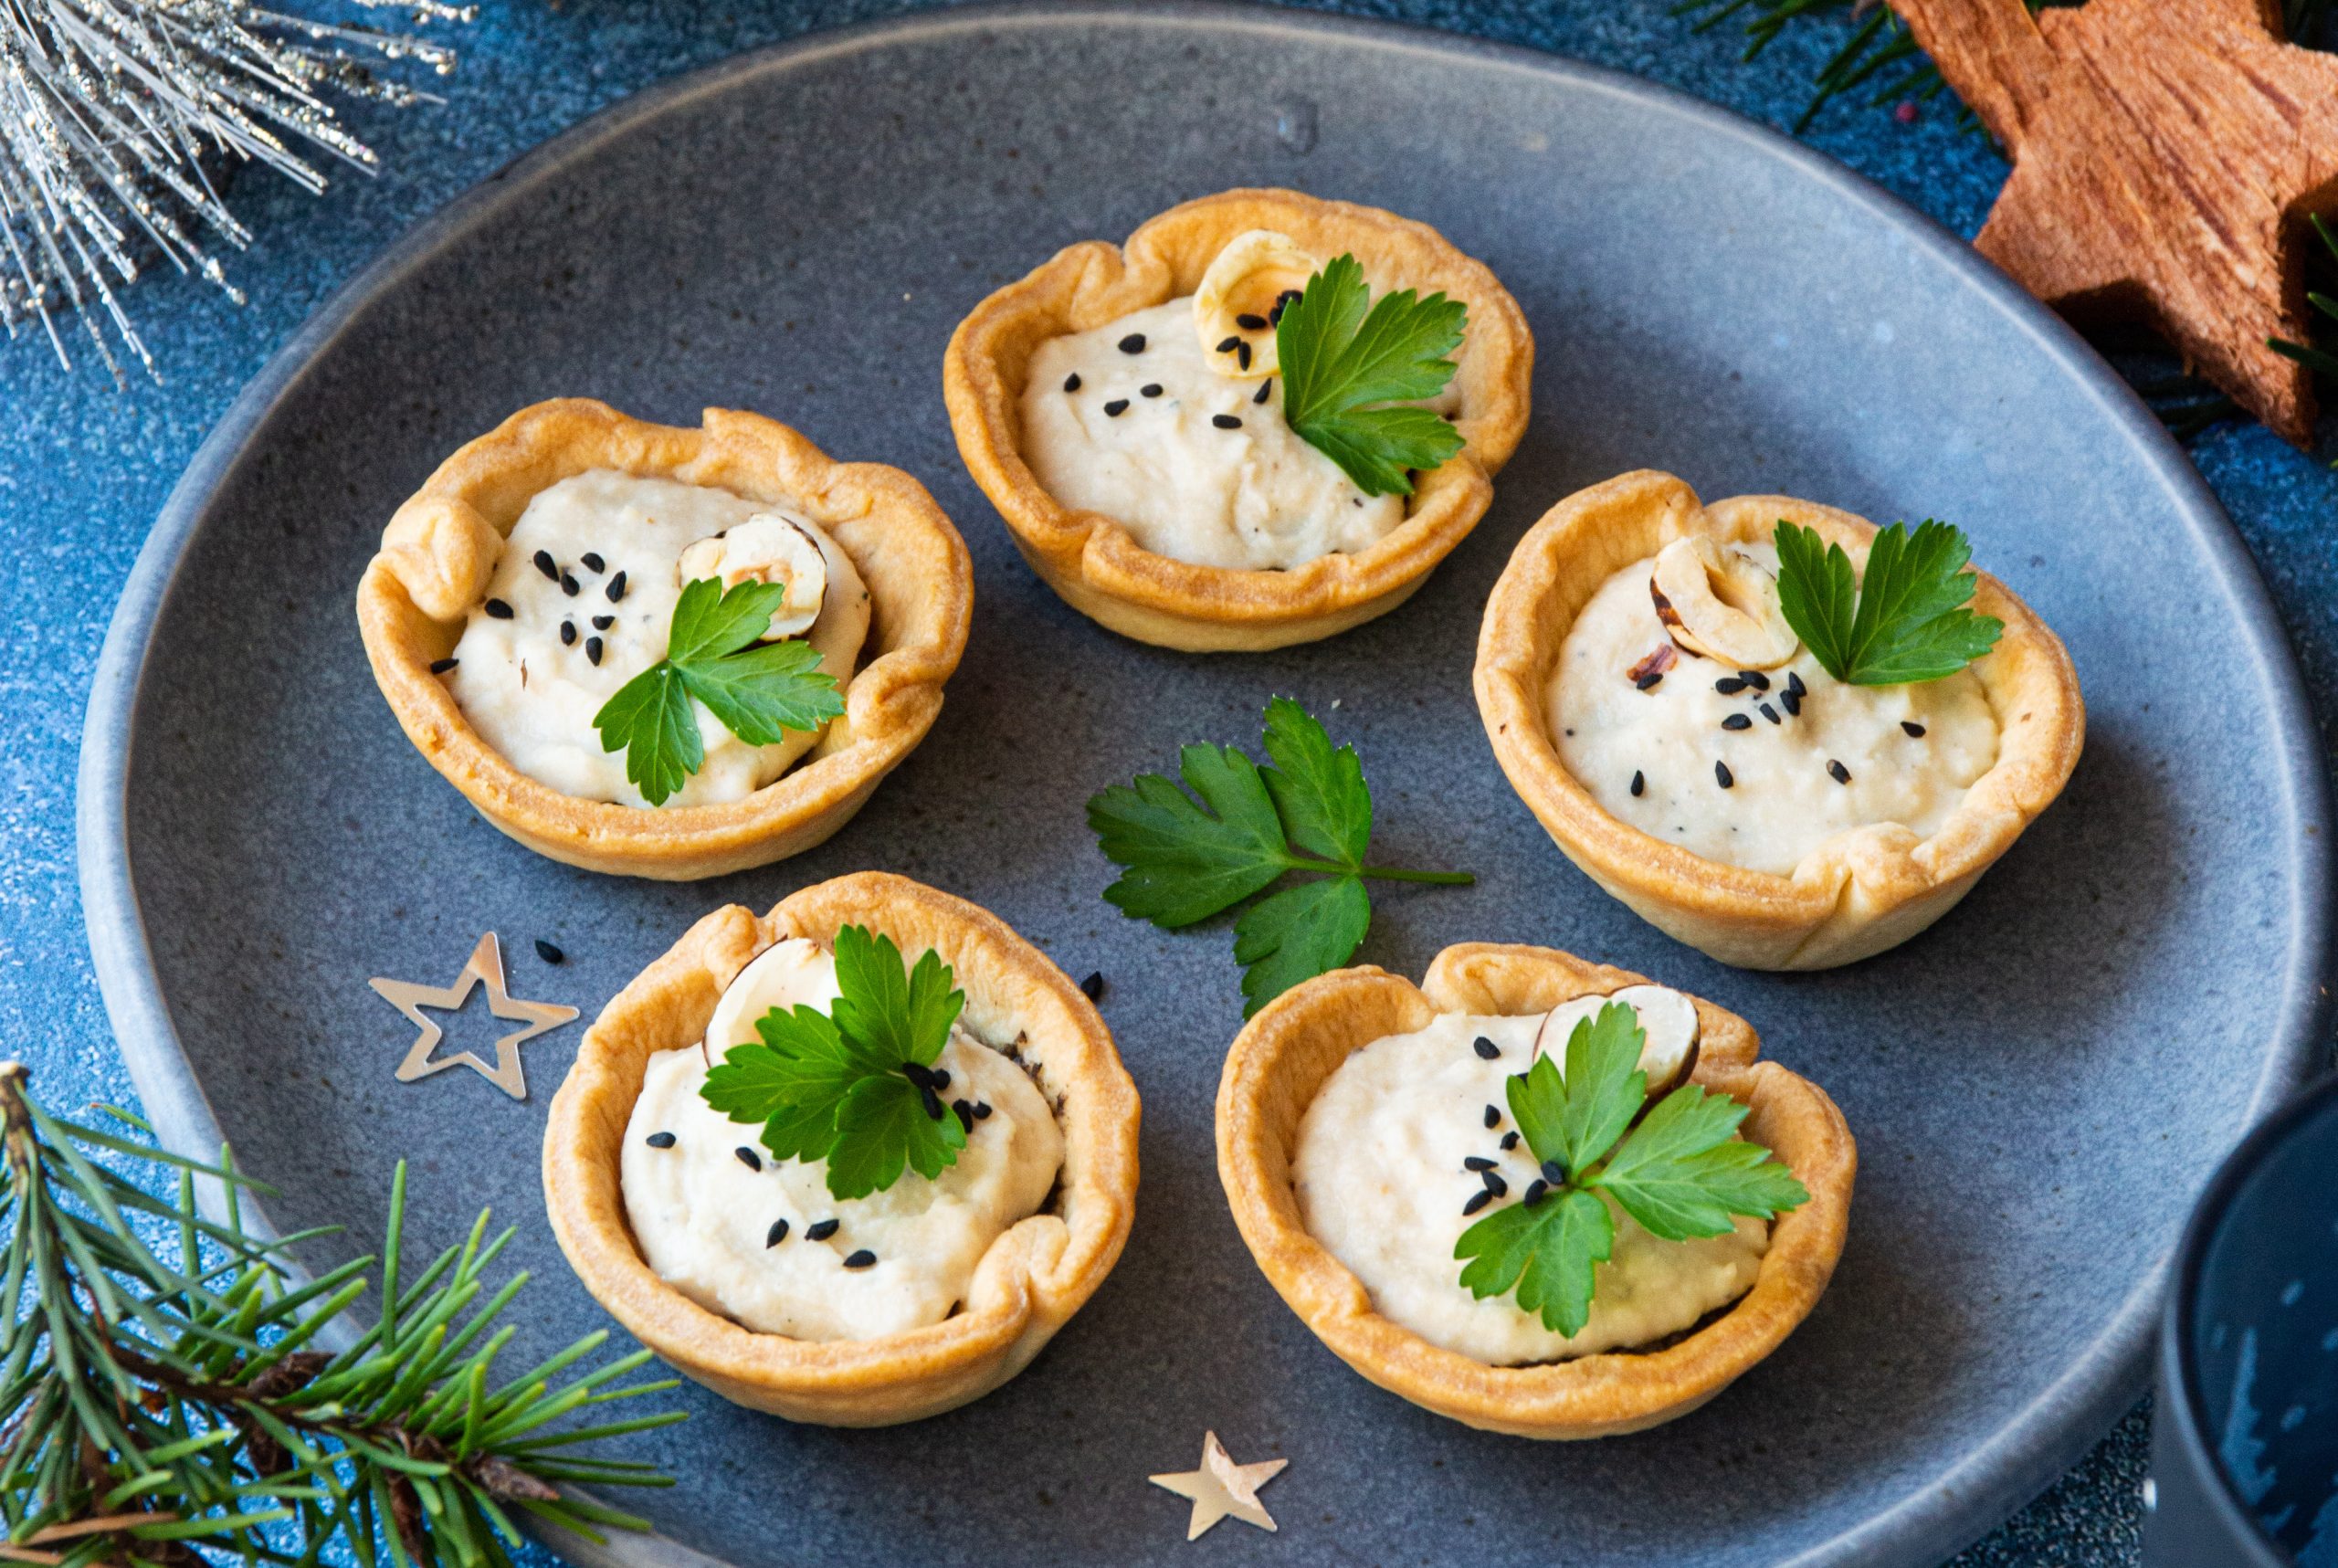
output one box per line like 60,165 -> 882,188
676,512 -> 829,640
1532,984 -> 1701,1100
1649,536 -> 1798,669
1192,228 -> 1318,379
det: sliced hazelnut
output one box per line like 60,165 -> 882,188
1532,984 -> 1701,1100
676,512 -> 828,640
1192,228 -> 1318,379
1648,536 -> 1798,669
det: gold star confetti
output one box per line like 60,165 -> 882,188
370,933 -> 577,1101
1149,1430 -> 1287,1541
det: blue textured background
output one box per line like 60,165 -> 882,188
12,2 -> 2335,1563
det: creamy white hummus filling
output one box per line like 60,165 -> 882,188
444,470 -> 870,809
1293,994 -> 1766,1365
1547,542 -> 1999,875
1018,299 -> 1410,571
619,937 -> 1063,1342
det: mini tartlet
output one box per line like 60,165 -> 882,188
357,399 -> 972,879
944,187 -> 1533,651
1474,470 -> 2084,969
542,872 -> 1140,1426
1216,942 -> 1854,1439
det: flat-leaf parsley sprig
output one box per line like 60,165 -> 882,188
593,576 -> 846,805
1276,254 -> 1469,497
1087,697 -> 1474,1016
700,925 -> 968,1200
1456,1003 -> 1808,1338
1774,518 -> 2004,686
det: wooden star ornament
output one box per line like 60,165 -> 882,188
1892,0 -> 2338,445
370,933 -> 577,1101
1149,1431 -> 1287,1541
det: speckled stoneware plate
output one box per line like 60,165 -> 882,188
75,5 -> 2333,1565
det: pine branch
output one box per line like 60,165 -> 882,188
0,1062 -> 685,1568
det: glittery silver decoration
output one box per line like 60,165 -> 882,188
0,0 -> 474,384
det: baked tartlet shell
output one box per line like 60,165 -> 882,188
542,872 -> 1141,1426
1216,943 -> 1856,1439
943,187 -> 1533,651
357,399 -> 973,879
1474,469 -> 2085,969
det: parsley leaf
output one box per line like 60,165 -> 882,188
699,925 -> 967,1200
1087,697 -> 1470,1016
592,577 -> 846,805
1774,519 -> 2005,686
1455,1002 -> 1809,1337
1276,254 -> 1468,497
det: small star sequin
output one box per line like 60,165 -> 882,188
370,933 -> 577,1101
1150,1431 -> 1287,1541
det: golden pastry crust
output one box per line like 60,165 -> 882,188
943,187 -> 1533,651
1216,942 -> 1855,1439
542,872 -> 1141,1426
356,399 -> 973,879
1474,469 -> 2085,968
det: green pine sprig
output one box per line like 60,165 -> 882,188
0,1064 -> 683,1568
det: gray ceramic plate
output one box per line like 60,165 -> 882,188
75,5 -> 2333,1565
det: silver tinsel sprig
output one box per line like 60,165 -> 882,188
1,0 -> 475,384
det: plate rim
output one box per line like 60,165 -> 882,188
71,4 -> 2336,1564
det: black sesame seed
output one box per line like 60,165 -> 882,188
1216,336 -> 1242,354
1212,414 -> 1242,430
1140,383 -> 1163,398
954,1098 -> 975,1131
560,572 -> 580,596
921,1087 -> 946,1121
1481,1170 -> 1508,1198
1102,399 -> 1129,417
484,598 -> 514,619
1902,721 -> 1927,738
1541,1159 -> 1567,1186
1760,702 -> 1781,725
902,1061 -> 933,1088
930,1068 -> 951,1092
560,620 -> 577,647
1063,373 -> 1082,393
1739,669 -> 1772,691
645,1131 -> 677,1150
1827,759 -> 1852,784
606,571 -> 627,603
1235,341 -> 1252,371
1522,1178 -> 1549,1205
1472,1037 -> 1501,1060
1715,761 -> 1734,789
843,1249 -> 877,1269
734,1146 -> 762,1172
1484,1103 -> 1501,1130
592,615 -> 615,631
1501,1131 -> 1522,1152
1630,770 -> 1646,797
806,1219 -> 839,1241
1635,671 -> 1664,691
1277,288 -> 1303,306
534,938 -> 564,964
1118,333 -> 1146,354
1236,312 -> 1269,330
1462,1189 -> 1493,1217
1715,677 -> 1746,695
973,1100 -> 993,1121
585,637 -> 604,666
1254,379 -> 1272,405
429,657 -> 459,674
1722,713 -> 1753,731
1269,301 -> 1289,325
1780,689 -> 1802,717
1463,1155 -> 1496,1172
1079,971 -> 1105,1000
581,552 -> 606,574
765,1218 -> 789,1247
532,550 -> 559,581
1786,671 -> 1807,699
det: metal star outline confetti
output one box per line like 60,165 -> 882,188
1149,1430 -> 1287,1541
370,933 -> 577,1101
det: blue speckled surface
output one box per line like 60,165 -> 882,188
16,2 -> 2338,1563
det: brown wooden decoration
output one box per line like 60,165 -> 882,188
1892,0 -> 2338,445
